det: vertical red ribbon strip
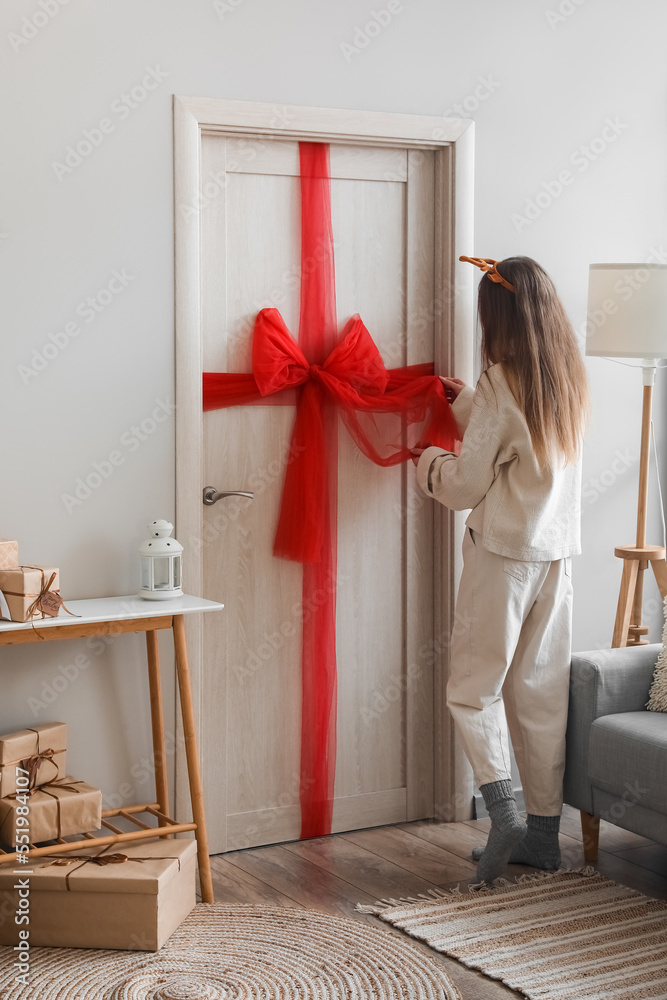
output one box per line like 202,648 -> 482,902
294,144 -> 338,836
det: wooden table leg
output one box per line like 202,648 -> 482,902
146,630 -> 170,824
172,614 -> 214,904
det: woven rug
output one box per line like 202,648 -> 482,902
358,867 -> 667,1000
0,902 -> 460,999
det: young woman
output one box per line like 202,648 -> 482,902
413,255 -> 590,884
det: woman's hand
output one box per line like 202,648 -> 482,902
440,376 -> 466,403
411,446 -> 427,467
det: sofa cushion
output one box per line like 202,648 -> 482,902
588,711 -> 667,818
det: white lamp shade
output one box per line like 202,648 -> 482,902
586,263 -> 667,359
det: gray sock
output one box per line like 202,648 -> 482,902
473,813 -> 561,870
474,780 -> 527,884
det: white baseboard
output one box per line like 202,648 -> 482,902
474,786 -> 525,819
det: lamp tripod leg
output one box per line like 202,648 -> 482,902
612,559 -> 640,648
610,365 -> 665,647
652,559 -> 667,601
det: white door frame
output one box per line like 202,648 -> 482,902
173,95 -> 475,831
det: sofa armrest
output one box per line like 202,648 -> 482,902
563,644 -> 661,814
571,644 -> 660,716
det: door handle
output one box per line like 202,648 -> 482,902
203,486 -> 254,506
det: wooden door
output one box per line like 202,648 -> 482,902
174,100 -> 475,855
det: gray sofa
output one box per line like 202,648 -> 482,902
564,644 -> 667,860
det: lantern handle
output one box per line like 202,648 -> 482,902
202,486 -> 254,506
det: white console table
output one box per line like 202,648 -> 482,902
0,594 -> 223,903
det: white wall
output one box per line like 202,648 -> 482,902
1,0 -> 666,808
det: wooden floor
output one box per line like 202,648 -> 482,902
203,805 -> 667,1000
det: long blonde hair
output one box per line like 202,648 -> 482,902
477,256 -> 590,468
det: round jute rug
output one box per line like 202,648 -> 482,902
0,903 -> 460,999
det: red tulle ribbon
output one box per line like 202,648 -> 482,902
203,142 -> 460,838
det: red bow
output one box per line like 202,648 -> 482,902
253,308 -> 388,402
252,308 -> 389,564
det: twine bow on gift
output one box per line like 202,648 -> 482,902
16,776 -> 85,799
42,852 -> 140,867
36,779 -> 85,844
0,566 -> 80,636
39,849 -> 182,889
3,778 -> 87,843
20,748 -> 60,791
24,569 -> 77,622
2,727 -> 65,794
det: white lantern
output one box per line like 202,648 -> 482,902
138,520 -> 183,600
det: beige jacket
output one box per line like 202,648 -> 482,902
417,363 -> 582,561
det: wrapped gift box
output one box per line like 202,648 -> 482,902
0,838 -> 197,950
0,565 -> 60,622
0,722 -> 67,798
0,539 -> 18,571
0,775 -> 101,846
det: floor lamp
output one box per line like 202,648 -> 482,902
586,263 -> 667,647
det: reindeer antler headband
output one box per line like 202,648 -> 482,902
459,256 -> 516,293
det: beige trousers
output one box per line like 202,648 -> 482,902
446,527 -> 573,816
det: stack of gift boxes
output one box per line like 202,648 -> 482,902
0,720 -> 197,950
0,538 -> 64,622
0,723 -> 102,846
0,538 -> 198,951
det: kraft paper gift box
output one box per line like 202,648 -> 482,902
0,565 -> 60,623
0,539 -> 18,571
0,838 -> 197,951
0,722 -> 67,798
0,775 -> 101,846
